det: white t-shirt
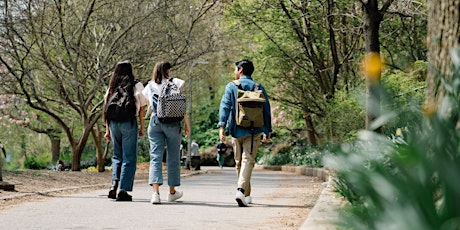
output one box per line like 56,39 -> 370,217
133,82 -> 148,115
142,78 -> 185,116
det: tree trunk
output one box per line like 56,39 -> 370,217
363,0 -> 385,130
426,0 -> 460,104
0,154 -> 3,182
0,145 -> 6,182
71,125 -> 93,171
91,128 -> 105,172
304,112 -> 318,145
50,137 -> 61,164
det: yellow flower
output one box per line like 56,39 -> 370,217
361,52 -> 382,82
395,128 -> 402,136
422,100 -> 437,117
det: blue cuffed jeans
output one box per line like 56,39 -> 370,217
110,119 -> 138,192
148,115 -> 182,187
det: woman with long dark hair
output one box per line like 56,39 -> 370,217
142,61 -> 190,204
103,60 -> 148,201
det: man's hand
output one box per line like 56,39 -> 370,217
219,127 -> 226,142
262,133 -> 271,143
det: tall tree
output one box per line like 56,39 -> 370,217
224,0 -> 362,144
0,0 -> 224,170
360,0 -> 394,130
379,0 -> 427,70
426,0 -> 460,104
0,94 -> 62,163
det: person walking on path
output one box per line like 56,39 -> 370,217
186,140 -> 200,170
216,142 -> 228,169
142,61 -> 190,204
104,60 -> 148,201
217,59 -> 272,207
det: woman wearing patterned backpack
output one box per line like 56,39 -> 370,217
142,61 -> 190,204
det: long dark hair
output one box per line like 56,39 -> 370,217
103,60 -> 136,121
151,61 -> 171,84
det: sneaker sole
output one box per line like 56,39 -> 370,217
168,192 -> 183,202
168,196 -> 182,202
236,198 -> 247,207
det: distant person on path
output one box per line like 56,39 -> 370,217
142,61 -> 190,204
55,160 -> 64,171
186,140 -> 200,170
104,60 -> 148,201
190,140 -> 199,157
217,59 -> 272,207
216,142 -> 228,169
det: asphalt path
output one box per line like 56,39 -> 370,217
0,166 -> 319,230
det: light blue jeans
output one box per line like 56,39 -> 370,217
148,115 -> 182,187
110,119 -> 138,192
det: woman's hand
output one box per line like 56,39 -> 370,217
184,124 -> 190,137
104,131 -> 111,142
183,114 -> 191,137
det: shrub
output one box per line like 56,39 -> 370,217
325,60 -> 460,229
23,154 -> 50,170
290,145 -> 326,167
257,152 -> 291,165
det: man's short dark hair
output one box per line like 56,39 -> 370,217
235,60 -> 254,76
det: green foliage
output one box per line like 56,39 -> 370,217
325,61 -> 460,229
258,152 -> 291,166
24,154 -> 51,170
322,87 -> 366,143
380,61 -> 426,135
194,107 -> 221,148
380,4 -> 427,69
79,159 -> 97,170
290,145 -> 330,167
137,135 -> 150,162
137,155 -> 149,163
256,140 -> 329,167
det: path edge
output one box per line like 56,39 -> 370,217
254,165 -> 341,230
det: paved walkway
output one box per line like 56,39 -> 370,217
300,178 -> 341,229
0,166 -> 341,229
256,165 -> 342,230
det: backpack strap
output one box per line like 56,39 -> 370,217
254,82 -> 260,90
233,79 -> 260,91
149,83 -> 158,113
232,80 -> 242,89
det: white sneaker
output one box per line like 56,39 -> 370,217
245,196 -> 252,204
168,190 -> 183,202
151,193 -> 161,204
235,190 -> 248,207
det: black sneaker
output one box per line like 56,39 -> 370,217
116,191 -> 132,201
108,189 -> 117,199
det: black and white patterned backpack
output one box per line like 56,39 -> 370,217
152,78 -> 186,123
